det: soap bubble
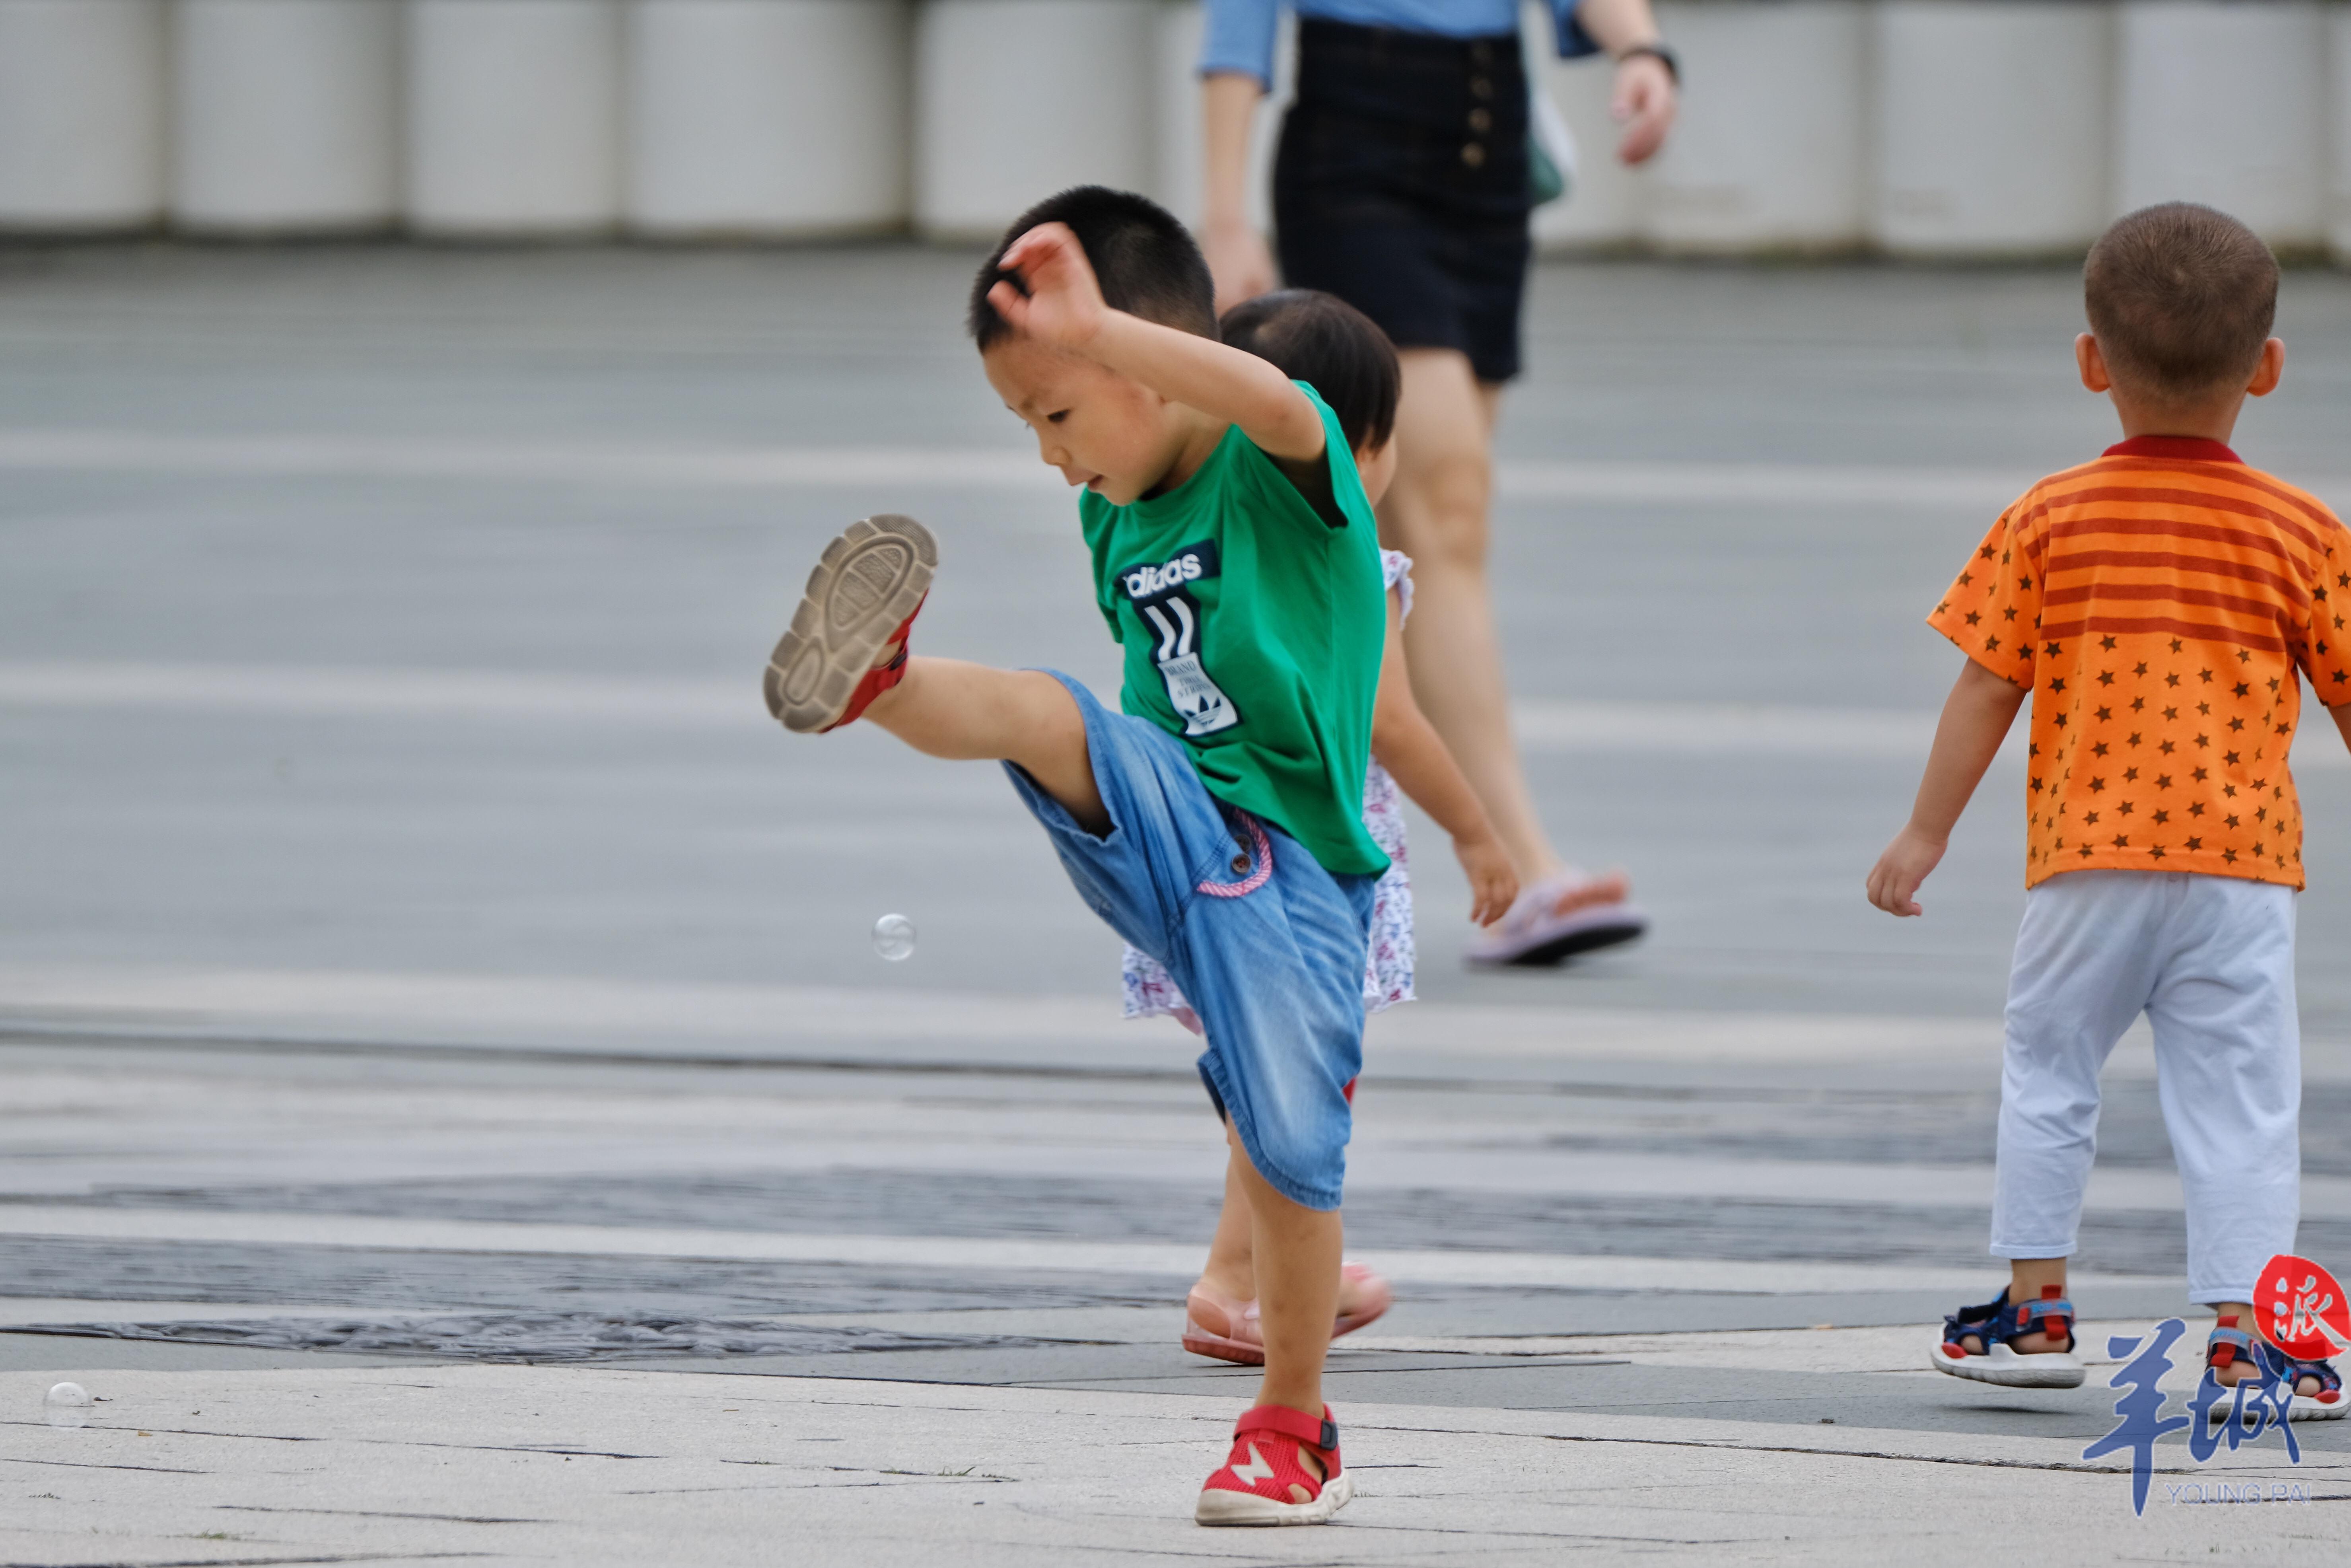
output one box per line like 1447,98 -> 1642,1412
45,1382 -> 90,1429
872,913 -> 916,961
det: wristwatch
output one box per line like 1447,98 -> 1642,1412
1616,42 -> 1679,86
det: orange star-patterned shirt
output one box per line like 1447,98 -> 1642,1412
1929,436 -> 2351,890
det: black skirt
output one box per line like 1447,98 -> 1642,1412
1273,19 -> 1534,384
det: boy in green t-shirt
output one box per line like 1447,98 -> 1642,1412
762,187 -> 1383,1525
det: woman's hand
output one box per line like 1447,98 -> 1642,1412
987,222 -> 1108,349
1201,216 -> 1276,316
1611,52 -> 1677,165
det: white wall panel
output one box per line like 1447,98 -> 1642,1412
2114,0 -> 2324,246
916,0 -> 1157,241
1873,2 -> 2111,255
2322,2 -> 2351,260
1642,1 -> 1867,253
173,0 -> 401,232
406,0 -> 623,235
0,0 -> 167,230
627,0 -> 910,236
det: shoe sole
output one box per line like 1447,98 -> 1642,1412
1469,909 -> 1650,968
1929,1343 -> 2085,1389
1181,1321 -> 1264,1367
1196,1469 -> 1352,1526
764,514 -> 937,733
1181,1281 -> 1392,1366
1180,1319 -> 1381,1367
2207,1393 -> 2349,1421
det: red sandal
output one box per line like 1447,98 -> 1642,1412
1196,1403 -> 1351,1525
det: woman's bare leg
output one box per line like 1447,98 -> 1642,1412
1379,348 -> 1577,887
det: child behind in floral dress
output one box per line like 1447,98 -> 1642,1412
1117,290 -> 1518,1362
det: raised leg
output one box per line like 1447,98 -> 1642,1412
865,657 -> 1106,834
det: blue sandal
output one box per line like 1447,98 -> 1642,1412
2280,1356 -> 2348,1419
1929,1285 -> 2085,1388
2203,1315 -> 2348,1422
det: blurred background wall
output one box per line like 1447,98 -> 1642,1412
0,0 -> 2345,258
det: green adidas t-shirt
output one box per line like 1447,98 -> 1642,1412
1079,384 -> 1389,876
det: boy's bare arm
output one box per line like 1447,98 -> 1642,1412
988,222 -> 1325,461
1866,658 -> 2028,917
1369,604 -> 1518,925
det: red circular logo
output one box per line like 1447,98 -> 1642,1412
2254,1254 -> 2351,1361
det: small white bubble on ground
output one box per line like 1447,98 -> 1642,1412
872,913 -> 916,961
45,1383 -> 91,1428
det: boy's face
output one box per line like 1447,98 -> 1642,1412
983,338 -> 1188,506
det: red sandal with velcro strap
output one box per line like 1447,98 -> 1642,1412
1195,1403 -> 1351,1526
763,514 -> 935,734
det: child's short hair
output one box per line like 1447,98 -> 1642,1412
968,186 -> 1217,350
1219,289 -> 1401,453
2085,203 -> 2279,404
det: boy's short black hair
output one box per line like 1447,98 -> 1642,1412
1219,289 -> 1401,453
2085,203 -> 2279,405
968,186 -> 1217,350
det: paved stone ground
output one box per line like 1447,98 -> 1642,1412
6,1364 -> 2347,1567
4,245 -> 2351,1562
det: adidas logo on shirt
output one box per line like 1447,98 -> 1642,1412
1114,539 -> 1238,736
1120,540 -> 1222,603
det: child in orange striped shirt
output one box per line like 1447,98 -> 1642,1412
1869,203 -> 2351,1416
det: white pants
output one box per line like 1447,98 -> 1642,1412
1993,870 -> 2300,1304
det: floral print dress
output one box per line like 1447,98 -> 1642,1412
1121,551 -> 1417,1029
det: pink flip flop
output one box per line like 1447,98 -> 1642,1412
1334,1261 -> 1394,1338
1182,1284 -> 1263,1365
1181,1263 -> 1394,1366
1467,870 -> 1647,967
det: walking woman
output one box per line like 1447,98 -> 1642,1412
1198,0 -> 1677,965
